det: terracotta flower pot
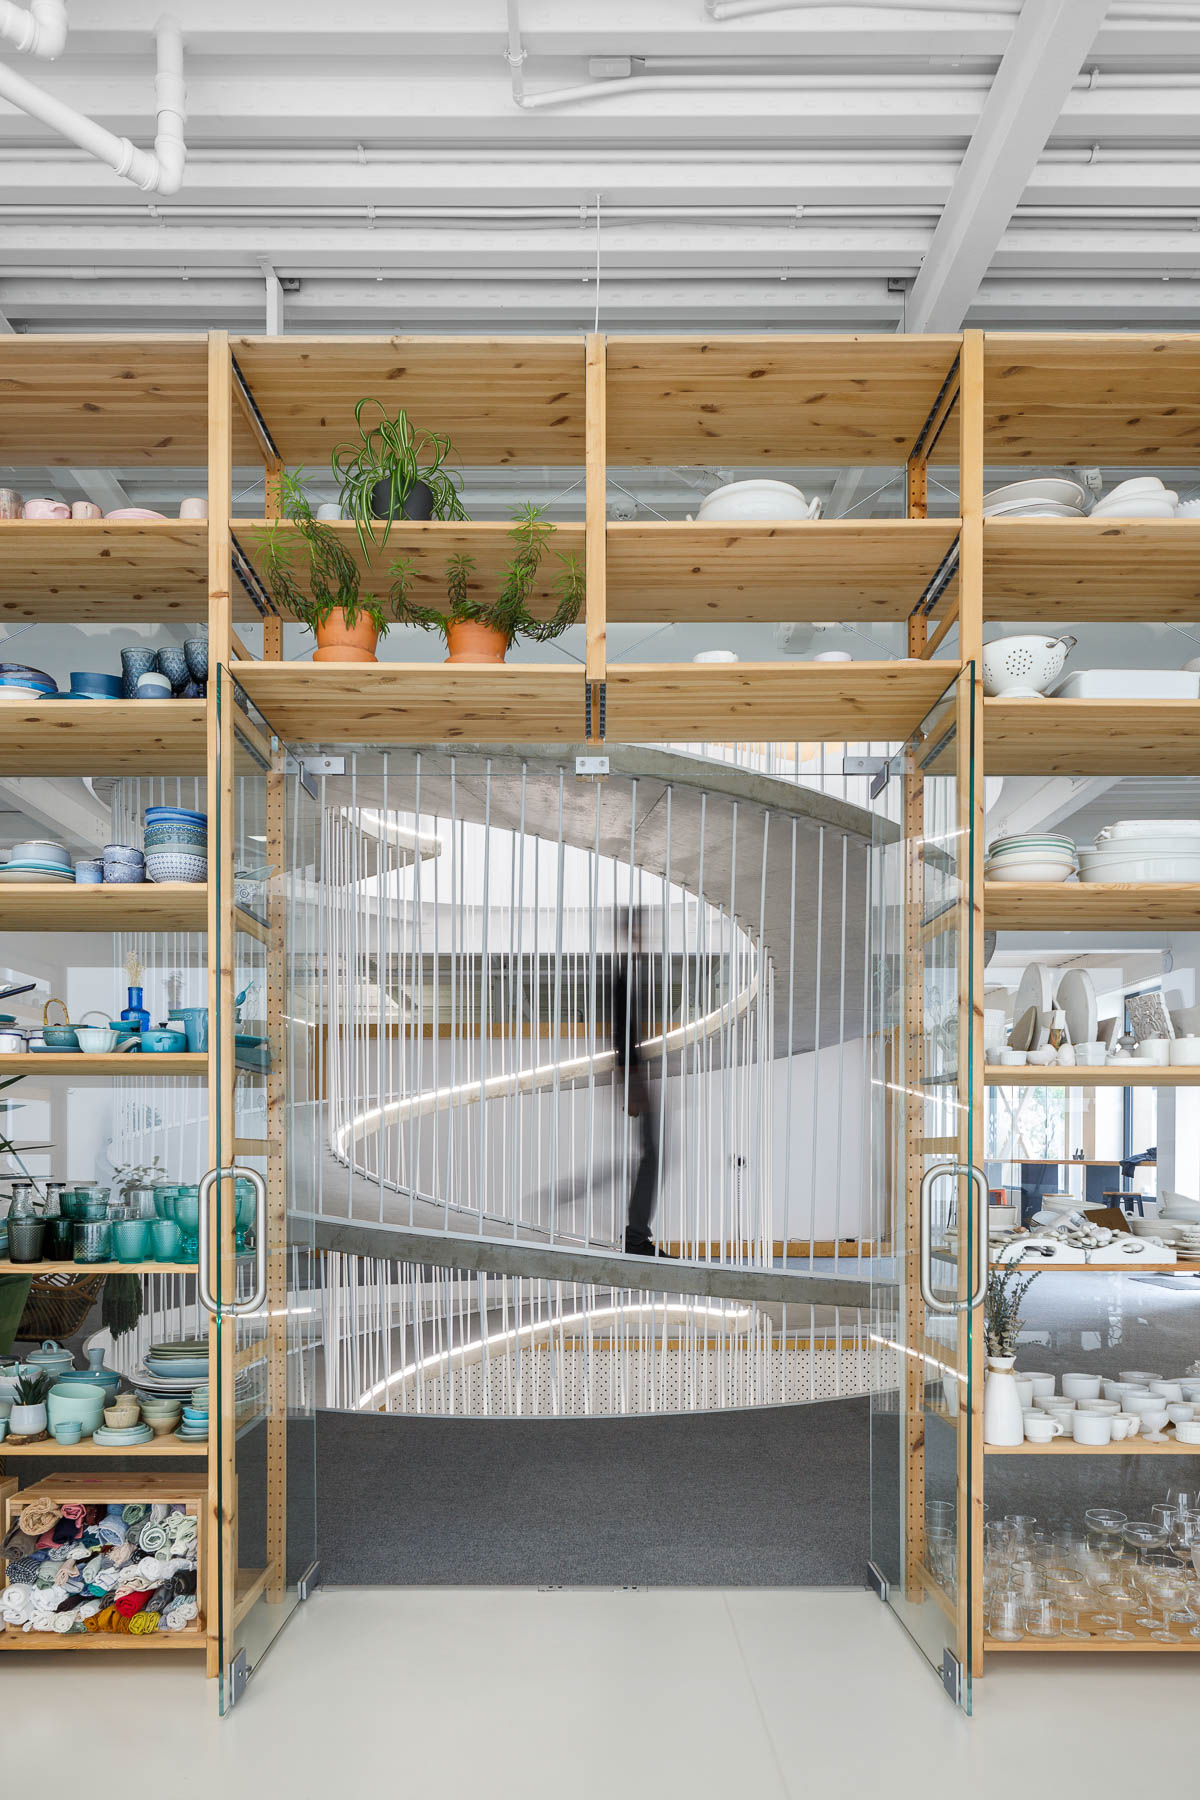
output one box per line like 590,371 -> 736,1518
444,621 -> 509,664
313,609 -> 380,664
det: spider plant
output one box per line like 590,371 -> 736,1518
331,398 -> 468,556
255,470 -> 390,639
388,504 -> 584,655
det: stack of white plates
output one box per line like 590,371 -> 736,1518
1091,477 -> 1177,520
985,833 -> 1078,884
1079,819 -> 1200,884
983,478 -> 1089,519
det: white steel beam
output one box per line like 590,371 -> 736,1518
0,776 -> 109,850
906,0 -> 1112,332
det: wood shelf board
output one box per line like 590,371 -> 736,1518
0,1262 -> 170,1275
984,881 -> 1200,931
985,1437 -> 1200,1454
238,661 -> 587,743
0,333 -> 257,465
605,335 -> 962,465
983,517 -> 1200,619
983,699 -> 1200,775
0,519 -> 227,622
235,518 -> 586,621
986,1262 -> 1187,1274
231,335 -> 586,465
985,1631 -> 1200,1654
984,1065 -> 1200,1087
603,660 -> 953,742
605,519 -> 960,621
0,1629 -> 204,1650
983,333 -> 1200,465
0,701 -> 205,774
0,1052 -> 206,1076
0,883 -> 207,932
0,1439 -> 206,1457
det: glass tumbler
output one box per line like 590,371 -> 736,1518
44,1216 -> 75,1259
73,1220 -> 111,1263
988,1591 -> 1024,1643
1023,1595 -> 1061,1640
151,1218 -> 182,1263
112,1219 -> 151,1264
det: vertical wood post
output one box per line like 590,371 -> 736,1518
585,334 -> 607,729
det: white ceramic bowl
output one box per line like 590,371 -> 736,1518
985,860 -> 1076,883
1100,819 -> 1200,841
76,1026 -> 119,1053
982,635 -> 1075,698
1078,851 -> 1200,883
1090,496 -> 1177,519
982,478 -> 1089,511
695,480 -> 822,523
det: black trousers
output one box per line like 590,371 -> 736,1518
626,1099 -> 660,1242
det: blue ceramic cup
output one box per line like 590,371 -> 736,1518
169,1007 -> 208,1052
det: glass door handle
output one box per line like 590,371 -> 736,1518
919,1162 -> 988,1314
198,1166 -> 268,1318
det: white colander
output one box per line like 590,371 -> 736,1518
982,634 -> 1076,698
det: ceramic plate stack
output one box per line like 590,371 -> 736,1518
133,1336 -> 210,1395
1079,819 -> 1200,884
0,838 -> 74,884
0,663 -> 58,703
985,833 -> 1078,884
982,478 -> 1090,519
92,1422 -> 154,1446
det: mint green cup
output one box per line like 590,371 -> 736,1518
113,1218 -> 151,1263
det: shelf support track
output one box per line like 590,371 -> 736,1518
231,531 -> 280,621
230,352 -> 282,468
585,679 -> 606,743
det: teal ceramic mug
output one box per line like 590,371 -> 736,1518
168,1006 -> 208,1053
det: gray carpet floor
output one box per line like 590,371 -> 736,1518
313,1399 -> 871,1586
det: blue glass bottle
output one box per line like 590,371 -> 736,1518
121,985 -> 150,1033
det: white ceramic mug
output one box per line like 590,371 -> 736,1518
1173,1420 -> 1200,1445
1062,1373 -> 1102,1401
1014,1377 -> 1035,1409
1071,1411 -> 1113,1445
178,497 -> 208,519
1078,1398 -> 1120,1415
1076,1043 -> 1108,1066
71,500 -> 101,519
1139,1037 -> 1172,1065
997,1049 -> 1027,1066
1025,1372 -> 1056,1399
1024,1416 -> 1064,1444
1169,1036 -> 1200,1065
1110,1415 -> 1137,1441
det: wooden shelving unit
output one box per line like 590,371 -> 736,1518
8,327 -> 1200,1693
984,1437 -> 1200,1456
0,1439 -> 207,1458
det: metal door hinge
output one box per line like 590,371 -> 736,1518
843,754 -> 895,799
226,1647 -> 249,1709
297,1560 -> 321,1601
867,1560 -> 889,1602
941,1649 -> 963,1706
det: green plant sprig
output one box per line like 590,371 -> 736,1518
255,469 -> 390,638
331,398 -> 467,557
388,503 -> 584,649
984,1264 -> 1040,1358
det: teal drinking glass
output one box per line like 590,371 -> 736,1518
112,1219 -> 151,1263
151,1219 -> 182,1263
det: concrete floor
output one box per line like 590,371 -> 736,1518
2,1588 -> 1197,1798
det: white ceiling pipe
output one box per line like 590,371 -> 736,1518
706,0 -> 1017,13
0,14 -> 185,195
0,0 -> 66,58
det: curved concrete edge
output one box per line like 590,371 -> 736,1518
303,1213 -> 891,1310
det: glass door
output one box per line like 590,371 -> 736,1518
868,667 -> 982,1712
211,666 -> 320,1711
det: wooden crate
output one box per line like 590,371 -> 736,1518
0,1472 -> 206,1650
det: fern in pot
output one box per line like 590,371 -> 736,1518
983,1264 -> 1040,1446
256,471 -> 392,663
332,399 -> 467,556
389,504 -> 584,664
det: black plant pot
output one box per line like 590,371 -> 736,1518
370,477 -> 434,522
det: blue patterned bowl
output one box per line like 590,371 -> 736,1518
146,851 -> 207,884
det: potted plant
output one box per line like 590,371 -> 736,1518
9,1369 -> 50,1436
332,399 -> 467,555
983,1264 -> 1039,1445
256,472 -> 391,663
389,504 -> 584,664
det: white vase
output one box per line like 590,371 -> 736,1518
984,1355 -> 1025,1446
9,1401 -> 46,1436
